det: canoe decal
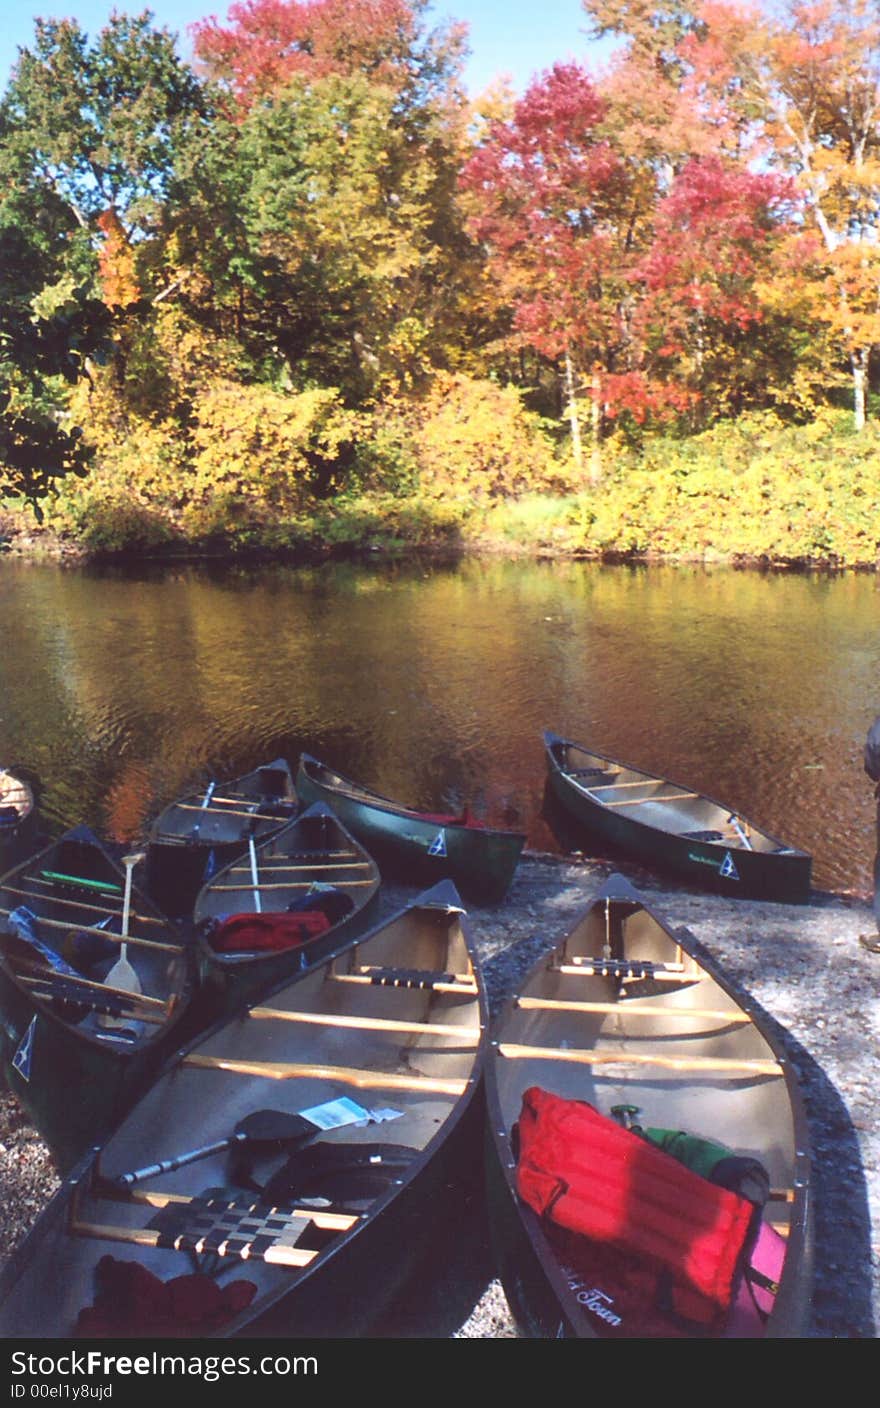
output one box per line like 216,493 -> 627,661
563,1269 -> 623,1328
11,1016 -> 36,1082
719,852 -> 740,881
428,830 -> 447,857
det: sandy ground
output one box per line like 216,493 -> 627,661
0,852 -> 877,1340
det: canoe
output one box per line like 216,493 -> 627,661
0,765 -> 39,871
191,802 -> 381,1017
544,730 -> 812,903
0,880 -> 487,1340
296,752 -> 526,903
145,758 -> 299,918
485,872 -> 813,1339
0,826 -> 194,1173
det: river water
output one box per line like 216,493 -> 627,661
0,557 -> 877,898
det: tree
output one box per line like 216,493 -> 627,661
461,62 -> 656,480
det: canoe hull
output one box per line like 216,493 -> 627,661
296,755 -> 525,904
0,881 -> 487,1339
545,733 -> 811,904
485,873 -> 813,1339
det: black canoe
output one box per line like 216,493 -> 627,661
0,765 -> 39,871
191,802 -> 381,1017
145,758 -> 299,919
0,826 -> 193,1172
544,730 -> 812,903
0,881 -> 486,1339
485,873 -> 813,1339
296,752 -> 526,903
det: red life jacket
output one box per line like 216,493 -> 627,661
515,1086 -> 759,1334
208,910 -> 331,953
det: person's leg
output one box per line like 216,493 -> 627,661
860,807 -> 880,951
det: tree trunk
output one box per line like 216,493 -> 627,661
589,363 -> 602,486
852,349 -> 868,432
563,350 -> 584,480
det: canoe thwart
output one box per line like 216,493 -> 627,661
182,1051 -> 470,1094
596,792 -> 702,808
248,1005 -> 472,1038
515,996 -> 752,1023
496,1040 -> 783,1076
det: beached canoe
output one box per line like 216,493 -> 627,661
544,730 -> 811,903
145,758 -> 299,918
191,802 -> 381,1017
295,752 -> 526,903
485,872 -> 813,1339
0,826 -> 193,1172
0,881 -> 486,1340
0,766 -> 39,871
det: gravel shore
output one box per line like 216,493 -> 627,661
1,851 -> 877,1340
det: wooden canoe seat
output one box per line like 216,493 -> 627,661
553,957 -> 689,980
70,1185 -> 321,1269
567,767 -> 620,782
102,1184 -> 358,1232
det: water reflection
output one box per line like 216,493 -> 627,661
0,558 -> 875,896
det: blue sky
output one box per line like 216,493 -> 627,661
0,1 -> 609,97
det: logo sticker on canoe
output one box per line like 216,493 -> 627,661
12,1017 -> 36,1082
427,830 -> 447,857
719,851 -> 740,881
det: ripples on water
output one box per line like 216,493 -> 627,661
0,558 -> 876,897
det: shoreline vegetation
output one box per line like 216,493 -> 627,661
3,406 -> 880,570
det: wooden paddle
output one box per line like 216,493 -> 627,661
106,1107 -> 320,1188
100,852 -> 145,1028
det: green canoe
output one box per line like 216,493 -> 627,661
0,826 -> 194,1172
295,752 -> 526,903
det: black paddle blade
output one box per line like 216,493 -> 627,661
234,1109 -> 317,1147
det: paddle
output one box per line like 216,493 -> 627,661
190,780 -> 216,840
248,829 -> 262,913
99,852 -> 145,1029
107,1108 -> 318,1188
728,813 -> 754,850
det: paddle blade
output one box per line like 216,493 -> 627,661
233,1109 -> 317,1147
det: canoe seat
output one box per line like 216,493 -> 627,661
567,767 -> 620,782
681,830 -> 726,843
363,966 -> 458,990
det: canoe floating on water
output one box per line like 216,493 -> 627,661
145,758 -> 299,918
485,873 -> 813,1339
0,826 -> 193,1172
295,751 -> 526,904
191,801 -> 381,1017
0,880 -> 486,1340
544,730 -> 812,903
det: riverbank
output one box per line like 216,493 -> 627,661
0,850 -> 876,1339
4,406 -> 880,569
